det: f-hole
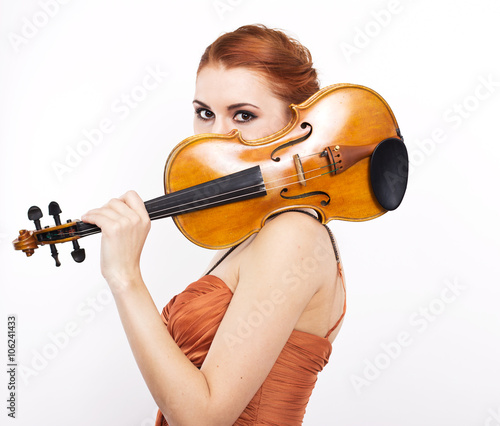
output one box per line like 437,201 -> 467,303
280,188 -> 331,206
270,122 -> 313,162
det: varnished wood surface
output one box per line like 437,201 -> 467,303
164,84 -> 401,249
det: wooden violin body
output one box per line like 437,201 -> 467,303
13,83 -> 408,264
165,83 -> 407,249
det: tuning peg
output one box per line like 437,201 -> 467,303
48,202 -> 64,266
49,201 -> 62,226
71,241 -> 85,263
44,225 -> 61,267
63,220 -> 85,263
50,245 -> 61,267
28,206 -> 43,230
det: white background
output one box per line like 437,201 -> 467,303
1,1 -> 499,425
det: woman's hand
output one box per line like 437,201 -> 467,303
81,190 -> 151,292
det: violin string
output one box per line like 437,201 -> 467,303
146,168 -> 337,223
161,167 -> 336,217
143,158 -> 292,208
143,150 -> 326,210
74,165 -> 339,239
54,155 -> 339,239
71,161 -> 340,238
145,158 -> 337,218
144,151 -> 330,212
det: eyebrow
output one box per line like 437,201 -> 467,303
192,100 -> 260,111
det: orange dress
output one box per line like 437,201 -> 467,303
155,272 -> 346,426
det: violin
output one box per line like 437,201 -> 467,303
12,83 -> 408,266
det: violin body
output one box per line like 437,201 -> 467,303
13,83 -> 408,264
165,83 -> 406,249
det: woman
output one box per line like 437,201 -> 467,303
82,24 -> 346,425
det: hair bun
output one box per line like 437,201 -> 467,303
198,24 -> 320,105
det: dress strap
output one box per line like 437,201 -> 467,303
206,209 -> 344,284
269,209 -> 342,264
270,210 -> 346,339
205,243 -> 240,276
271,210 -> 346,339
205,209 -> 346,338
325,266 -> 346,339
205,210 -> 317,276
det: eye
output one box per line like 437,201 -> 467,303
195,108 -> 214,121
234,111 -> 256,123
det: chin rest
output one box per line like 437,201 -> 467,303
370,138 -> 408,211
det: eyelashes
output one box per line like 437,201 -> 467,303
195,108 -> 214,121
234,111 -> 256,122
195,108 -> 257,123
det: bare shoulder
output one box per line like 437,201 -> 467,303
240,211 -> 338,289
253,211 -> 335,257
199,213 -> 338,423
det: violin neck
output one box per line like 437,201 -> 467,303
75,166 -> 266,237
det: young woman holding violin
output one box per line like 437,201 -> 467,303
82,25 -> 347,425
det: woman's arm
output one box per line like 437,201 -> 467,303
82,191 -> 336,426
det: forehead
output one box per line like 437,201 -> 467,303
194,65 -> 273,106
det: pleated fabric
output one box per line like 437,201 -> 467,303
155,274 -> 340,426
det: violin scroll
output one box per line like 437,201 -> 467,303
12,202 -> 86,267
13,229 -> 39,257
13,83 -> 409,263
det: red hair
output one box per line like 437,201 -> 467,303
197,24 -> 320,105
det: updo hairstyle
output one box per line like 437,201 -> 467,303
197,24 -> 320,106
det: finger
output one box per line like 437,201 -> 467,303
106,197 -> 140,220
119,190 -> 149,220
81,198 -> 135,226
81,207 -> 121,228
